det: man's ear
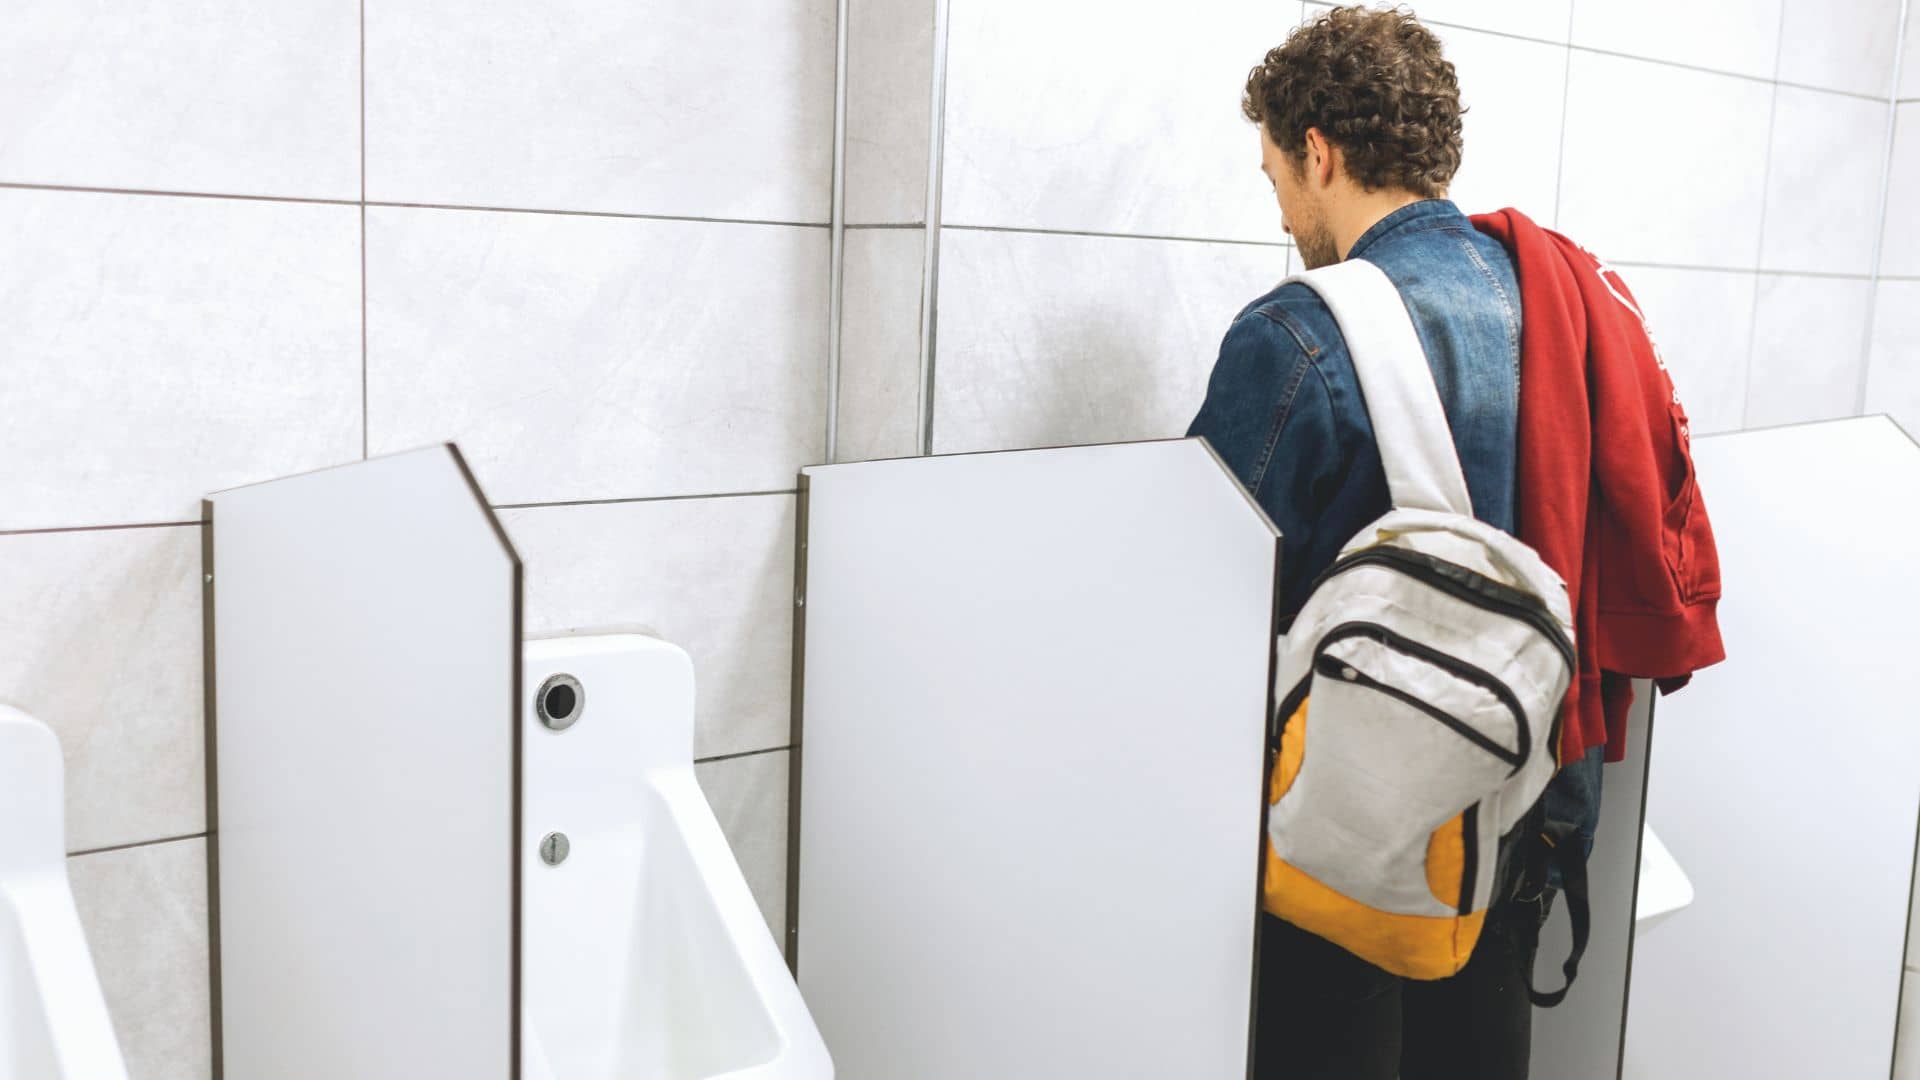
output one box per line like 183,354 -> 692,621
1302,127 -> 1337,188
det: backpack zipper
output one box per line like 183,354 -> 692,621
1458,804 -> 1481,914
1308,545 -> 1576,673
1313,621 -> 1529,771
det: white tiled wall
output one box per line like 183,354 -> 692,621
1873,96 -> 1917,1061
837,227 -> 927,461
8,0 -> 1918,1075
363,0 -> 836,222
0,1 -> 832,1074
0,1 -> 359,199
364,208 -> 828,504
1558,52 -> 1775,269
884,0 -> 1905,496
0,191 -> 363,531
1429,23 -> 1568,220
842,0 -> 1920,1072
929,229 -> 1288,454
940,0 -> 1298,242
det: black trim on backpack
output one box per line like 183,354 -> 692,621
1457,804 -> 1480,914
1311,547 -> 1577,672
1315,621 -> 1531,770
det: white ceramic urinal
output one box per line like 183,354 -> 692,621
520,634 -> 832,1080
0,706 -> 129,1080
1634,824 -> 1694,931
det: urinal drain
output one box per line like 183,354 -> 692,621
535,673 -> 585,731
540,831 -> 570,866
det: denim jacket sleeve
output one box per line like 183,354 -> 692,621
1187,311 -> 1345,621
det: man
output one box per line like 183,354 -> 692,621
1187,8 -> 1571,1077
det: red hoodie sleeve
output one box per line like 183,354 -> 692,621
1576,255 -> 1726,682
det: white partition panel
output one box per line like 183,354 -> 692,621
1622,417 -> 1920,1078
1530,685 -> 1655,1080
209,445 -> 521,1080
793,438 -> 1279,1080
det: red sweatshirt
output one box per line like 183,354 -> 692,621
1471,209 -> 1726,763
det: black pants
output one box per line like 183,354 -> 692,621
1252,897 -> 1545,1080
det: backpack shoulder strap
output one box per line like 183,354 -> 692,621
1283,259 -> 1474,517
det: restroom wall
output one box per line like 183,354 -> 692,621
829,0 -> 1919,1074
837,0 -> 1912,461
0,3 -> 832,1076
1882,17 -> 1920,1080
1870,17 -> 1920,449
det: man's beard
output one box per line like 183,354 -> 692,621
1294,214 -> 1340,270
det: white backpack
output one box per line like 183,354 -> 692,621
1262,259 -> 1576,981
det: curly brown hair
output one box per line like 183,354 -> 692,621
1242,6 -> 1464,198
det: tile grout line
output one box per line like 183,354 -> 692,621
1306,0 -> 1567,47
1859,0 -> 1913,416
491,488 -> 799,511
0,181 -> 830,229
825,0 -> 849,464
0,180 -> 359,206
1535,257 -> 1869,279
1570,43 -> 1860,94
1550,0 -> 1576,230
360,0 -> 368,462
0,520 -> 203,537
694,744 -> 793,766
918,0 -> 954,457
1738,1 -> 1790,429
361,200 -> 828,229
1303,0 -> 1895,101
68,831 -> 207,859
944,222 -> 1292,249
4,491 -> 801,536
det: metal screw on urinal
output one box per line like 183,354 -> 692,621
540,831 -> 570,866
535,673 -> 585,731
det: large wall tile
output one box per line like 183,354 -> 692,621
1903,6 -> 1920,100
0,1 -> 357,200
1868,281 -> 1920,434
1881,106 -> 1920,278
837,228 -> 925,462
1777,0 -> 1902,98
0,189 -> 361,531
67,838 -> 211,1080
1558,54 -> 1772,269
367,208 -> 828,505
694,750 -> 790,947
365,0 -> 834,222
845,0 -> 933,224
1761,88 -> 1888,275
1746,275 -> 1871,427
1571,0 -> 1783,80
940,0 -> 1303,241
1615,266 -> 1757,435
1383,0 -> 1571,42
930,229 -> 1288,455
500,495 -> 796,760
0,527 -> 203,854
1432,24 -> 1567,220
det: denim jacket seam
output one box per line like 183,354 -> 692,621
1249,303 -> 1321,359
1457,234 -> 1522,360
1247,346 -> 1314,495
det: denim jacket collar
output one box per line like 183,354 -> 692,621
1345,198 -> 1464,262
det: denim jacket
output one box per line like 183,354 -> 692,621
1188,198 -> 1601,864
1188,198 -> 1521,625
